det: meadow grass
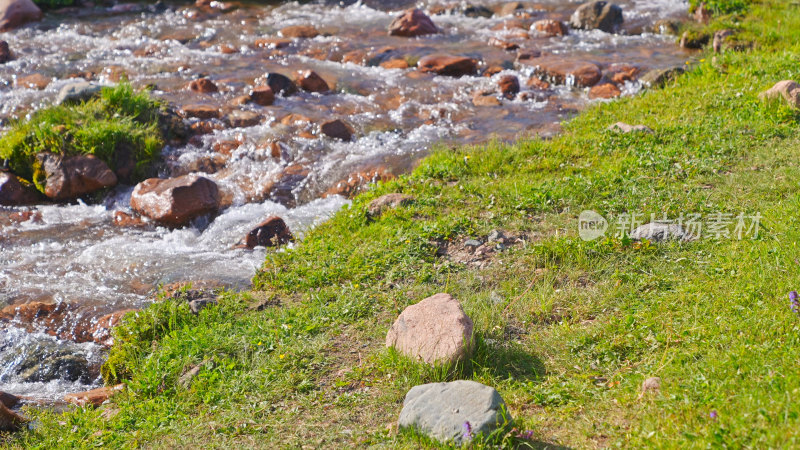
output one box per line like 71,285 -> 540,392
10,0 -> 800,447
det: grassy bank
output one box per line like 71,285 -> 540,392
0,83 -> 164,192
11,0 -> 800,447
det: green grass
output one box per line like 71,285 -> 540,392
10,0 -> 800,448
0,83 -> 164,192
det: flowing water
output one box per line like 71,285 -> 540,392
0,0 -> 691,400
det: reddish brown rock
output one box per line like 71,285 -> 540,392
367,193 -> 414,217
225,110 -> 262,128
187,78 -> 218,94
0,0 -> 41,32
0,172 -> 41,206
15,73 -> 50,90
188,120 -> 225,135
64,384 -> 124,408
488,37 -> 519,51
388,8 -> 439,37
472,91 -> 501,106
516,49 -> 541,64
130,175 -> 220,227
239,216 -> 294,249
608,64 -> 640,83
385,293 -> 474,365
497,75 -> 520,99
248,85 -> 275,106
380,58 -> 409,69
527,77 -> 550,89
483,65 -> 504,77
320,119 -> 354,141
112,211 -> 148,228
589,82 -> 621,99
0,40 -> 9,64
280,113 -> 312,127
533,19 -> 568,37
280,24 -> 319,38
519,56 -> 602,87
36,153 -> 118,201
418,55 -> 478,77
0,391 -> 21,409
296,70 -> 329,93
0,402 -> 26,432
212,140 -> 240,156
180,104 -> 220,119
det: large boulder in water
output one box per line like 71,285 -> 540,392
36,153 -> 118,201
418,55 -> 478,77
0,0 -> 41,32
388,8 -> 439,37
569,1 -> 623,33
0,172 -> 41,206
130,175 -> 220,227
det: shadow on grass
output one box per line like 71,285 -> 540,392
468,334 -> 546,383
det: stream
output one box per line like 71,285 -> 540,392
0,0 -> 691,400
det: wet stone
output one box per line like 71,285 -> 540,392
187,78 -> 219,94
296,70 -> 330,93
180,104 -> 220,119
388,8 -> 439,37
418,55 -> 478,77
0,40 -> 8,63
264,72 -> 297,96
280,24 -> 319,39
570,1 -> 623,33
0,172 -> 41,206
55,81 -> 102,105
320,119 -> 354,141
589,83 -> 621,99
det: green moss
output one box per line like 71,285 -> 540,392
0,83 -> 164,192
690,0 -> 750,16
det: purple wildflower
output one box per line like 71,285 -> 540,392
462,421 -> 473,439
710,410 -> 718,420
791,291 -> 799,314
516,429 -> 535,440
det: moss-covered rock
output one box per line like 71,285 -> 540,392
0,83 -> 173,198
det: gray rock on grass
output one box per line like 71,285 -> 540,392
630,222 -> 689,242
398,380 -> 511,445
